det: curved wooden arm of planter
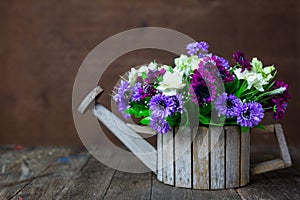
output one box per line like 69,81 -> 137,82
251,124 -> 292,175
78,86 -> 104,114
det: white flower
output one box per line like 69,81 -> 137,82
267,87 -> 286,95
234,68 -> 267,92
159,65 -> 170,71
234,57 -> 276,92
128,62 -> 157,85
128,68 -> 138,85
174,54 -> 200,76
157,71 -> 185,96
251,57 -> 276,82
148,62 -> 158,71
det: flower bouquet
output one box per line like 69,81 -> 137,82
113,41 -> 291,134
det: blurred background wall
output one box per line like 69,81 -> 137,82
0,0 -> 299,147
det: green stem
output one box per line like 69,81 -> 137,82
236,81 -> 248,97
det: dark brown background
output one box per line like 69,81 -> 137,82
0,0 -> 299,147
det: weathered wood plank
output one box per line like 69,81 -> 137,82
93,104 -> 157,173
0,146 -> 35,175
274,124 -> 292,167
193,127 -> 209,189
162,130 -> 174,186
11,151 -> 89,200
61,157 -> 116,199
240,130 -> 250,187
127,124 -> 156,136
210,126 -> 225,189
263,167 -> 300,200
192,189 -> 242,200
103,171 -> 152,200
0,147 -> 72,199
157,133 -> 163,182
174,126 -> 192,188
251,158 -> 285,175
225,126 -> 240,188
152,173 -> 241,200
151,173 -> 193,200
237,174 -> 289,200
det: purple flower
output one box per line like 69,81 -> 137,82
149,94 -> 183,134
236,101 -> 264,127
150,115 -> 171,134
168,94 -> 184,114
149,94 -> 182,117
233,50 -> 252,72
271,97 -> 288,120
212,55 -> 231,69
212,55 -> 234,83
214,93 -> 242,118
190,64 -> 217,106
132,83 -> 157,102
186,41 -> 209,56
274,80 -> 291,101
145,68 -> 166,84
113,80 -> 133,119
268,80 -> 290,120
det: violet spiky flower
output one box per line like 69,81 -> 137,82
236,101 -> 264,127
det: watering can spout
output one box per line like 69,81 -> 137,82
77,85 -> 157,173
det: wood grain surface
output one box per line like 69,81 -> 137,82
2,146 -> 300,199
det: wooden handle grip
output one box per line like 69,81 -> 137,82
251,124 -> 292,175
78,86 -> 104,114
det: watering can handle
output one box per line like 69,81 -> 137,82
78,86 -> 104,114
250,124 -> 292,175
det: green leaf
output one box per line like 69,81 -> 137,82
166,112 -> 181,127
168,65 -> 174,73
142,72 -> 147,80
199,103 -> 212,116
140,117 -> 151,125
241,126 -> 250,133
254,124 -> 265,130
157,76 -> 163,82
199,114 -> 210,125
141,110 -> 150,117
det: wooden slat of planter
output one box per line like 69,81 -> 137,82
157,133 -> 163,182
103,171 -> 152,200
193,127 -> 209,189
240,130 -> 250,187
210,126 -> 225,189
175,126 -> 192,188
11,151 -> 90,199
163,131 -> 174,185
225,126 -> 240,188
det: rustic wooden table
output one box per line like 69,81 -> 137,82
0,146 -> 299,200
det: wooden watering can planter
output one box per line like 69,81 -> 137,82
78,86 -> 292,190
